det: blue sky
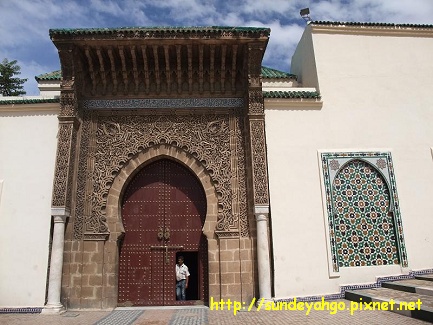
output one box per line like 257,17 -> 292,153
1,0 -> 432,96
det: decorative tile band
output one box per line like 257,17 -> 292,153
274,269 -> 433,302
0,307 -> 42,314
82,98 -> 244,110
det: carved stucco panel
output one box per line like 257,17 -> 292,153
235,115 -> 249,237
248,89 -> 264,115
249,120 -> 269,205
73,113 -> 91,238
59,90 -> 77,117
73,110 -> 249,239
52,122 -> 77,209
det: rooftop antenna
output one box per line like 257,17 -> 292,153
300,8 -> 311,22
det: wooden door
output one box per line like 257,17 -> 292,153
118,159 -> 207,306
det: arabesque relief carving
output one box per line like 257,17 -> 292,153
248,90 -> 265,115
51,123 -> 74,207
73,109 -> 249,239
59,91 -> 78,117
249,120 -> 269,206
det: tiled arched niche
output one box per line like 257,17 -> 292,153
320,151 -> 408,275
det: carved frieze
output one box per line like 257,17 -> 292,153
82,98 -> 244,110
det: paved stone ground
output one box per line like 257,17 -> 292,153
0,300 -> 430,324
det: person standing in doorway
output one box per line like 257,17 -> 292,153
176,256 -> 190,300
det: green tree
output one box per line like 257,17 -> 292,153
0,58 -> 27,96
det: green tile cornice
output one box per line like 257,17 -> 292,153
49,26 -> 270,38
261,66 -> 296,79
35,70 -> 61,81
0,98 -> 60,105
263,91 -> 321,99
36,67 -> 293,82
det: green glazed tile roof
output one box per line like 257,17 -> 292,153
261,66 -> 296,79
35,70 -> 61,81
50,26 -> 270,37
0,98 -> 60,105
263,91 -> 321,99
311,21 -> 433,28
0,93 -> 320,105
36,67 -> 293,81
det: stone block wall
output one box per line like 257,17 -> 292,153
60,143 -> 258,309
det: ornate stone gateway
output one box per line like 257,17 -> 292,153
46,26 -> 272,309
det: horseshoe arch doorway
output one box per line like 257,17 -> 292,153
118,158 -> 208,306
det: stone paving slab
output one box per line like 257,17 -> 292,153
347,287 -> 433,309
383,279 -> 433,296
0,301 -> 431,324
416,274 -> 433,282
385,279 -> 433,288
206,307 -> 429,324
346,287 -> 433,322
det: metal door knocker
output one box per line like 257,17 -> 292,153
164,228 -> 170,240
157,227 -> 164,240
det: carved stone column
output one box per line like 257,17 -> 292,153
255,206 -> 271,299
246,43 -> 272,300
42,211 -> 68,314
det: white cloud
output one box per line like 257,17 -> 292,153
89,0 -> 124,16
146,0 -> 219,24
229,0 -> 299,17
308,0 -> 433,23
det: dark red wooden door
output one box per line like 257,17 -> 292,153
118,159 -> 207,306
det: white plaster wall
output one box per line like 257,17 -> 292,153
290,26 -> 319,90
267,27 -> 433,299
38,81 -> 60,98
0,107 -> 58,307
262,79 -> 297,91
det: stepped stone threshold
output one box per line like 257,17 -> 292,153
345,275 -> 433,323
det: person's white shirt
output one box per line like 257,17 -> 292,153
176,263 -> 190,281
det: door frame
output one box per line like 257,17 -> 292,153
103,144 -> 219,307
